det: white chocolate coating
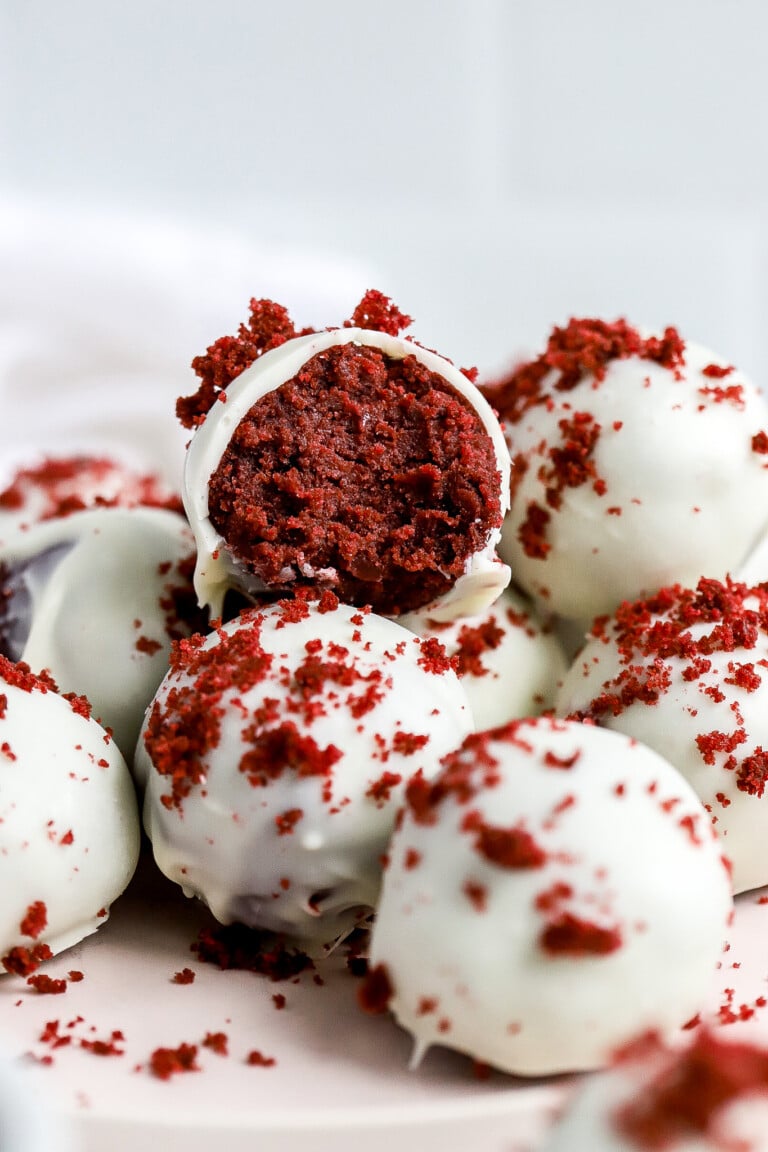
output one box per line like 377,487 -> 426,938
398,586 -> 567,729
183,328 -> 511,621
368,717 -> 732,1076
542,1030 -> 768,1152
0,668 -> 140,961
0,507 -> 198,757
136,599 -> 473,951
497,338 -> 768,621
555,581 -> 768,894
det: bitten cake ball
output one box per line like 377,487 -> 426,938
0,657 -> 140,969
542,1028 -> 768,1152
483,319 -> 768,621
135,596 -> 472,951
0,453 -> 181,539
398,586 -> 567,729
363,717 -> 732,1077
0,507 -> 202,756
178,291 -> 511,620
556,577 -> 768,894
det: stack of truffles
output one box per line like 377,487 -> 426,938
4,290 -> 768,1092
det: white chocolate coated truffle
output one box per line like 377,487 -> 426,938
183,326 -> 511,621
398,586 -> 567,729
555,578 -> 768,894
492,323 -> 768,621
0,506 -> 200,757
367,717 -> 732,1076
542,1029 -> 768,1152
0,659 -> 139,963
136,598 -> 472,950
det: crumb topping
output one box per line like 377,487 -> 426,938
0,654 -> 94,724
144,603 -> 441,811
177,290 -> 411,429
0,455 -> 182,521
613,1028 -> 768,1149
481,318 -> 686,426
569,577 -> 768,798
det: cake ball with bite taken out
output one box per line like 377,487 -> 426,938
135,595 -> 472,952
0,506 -> 203,757
178,291 -> 511,621
542,1027 -> 768,1152
556,576 -> 768,894
0,656 -> 139,971
362,716 -> 732,1076
484,319 -> 768,621
398,585 -> 567,729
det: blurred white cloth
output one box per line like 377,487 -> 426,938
0,197 -> 373,484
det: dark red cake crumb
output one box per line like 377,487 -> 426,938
0,455 -> 182,521
345,289 -> 412,336
148,1042 -> 200,1080
178,300 -> 309,428
357,963 -> 394,1014
80,1030 -> 125,1057
461,809 -> 548,870
539,911 -> 623,957
453,618 -> 506,677
206,339 -> 501,615
568,577 -> 768,795
246,1050 -> 276,1067
178,291 -> 416,429
27,974 -> 67,995
20,901 -> 47,939
191,921 -> 313,981
0,655 -> 93,724
481,318 -> 686,426
142,612 -> 275,808
172,968 -> 195,985
2,942 -> 53,976
202,1031 -> 228,1056
613,1028 -> 768,1149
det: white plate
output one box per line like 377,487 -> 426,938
2,204 -> 768,1152
1,858 -> 768,1152
0,851 -> 566,1152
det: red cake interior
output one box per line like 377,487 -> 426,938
207,342 -> 501,615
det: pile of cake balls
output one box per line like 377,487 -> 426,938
5,289 -> 768,1097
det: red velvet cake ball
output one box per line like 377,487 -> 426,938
179,293 -> 511,620
135,595 -> 473,951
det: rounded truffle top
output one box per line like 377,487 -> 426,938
487,317 -> 768,621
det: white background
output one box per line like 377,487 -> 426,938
1,0 -> 767,381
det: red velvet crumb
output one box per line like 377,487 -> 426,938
613,1028 -> 768,1149
482,318 -> 686,425
149,1043 -> 200,1080
192,921 -> 313,981
462,809 -> 548,869
357,963 -> 394,1014
27,974 -> 67,995
172,968 -> 195,985
539,911 -> 622,956
20,901 -> 47,939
